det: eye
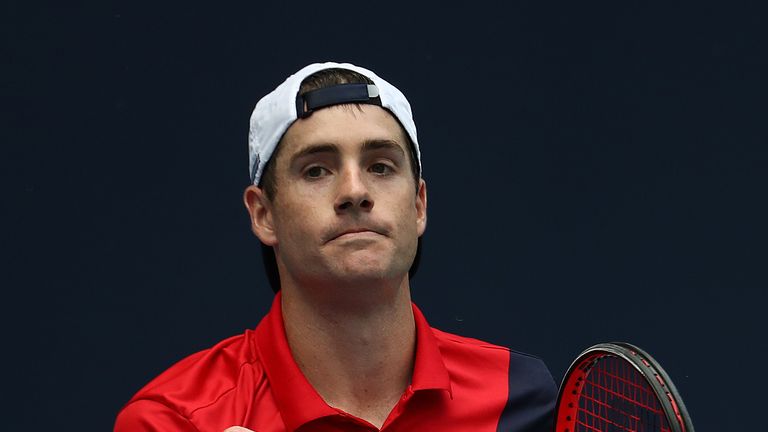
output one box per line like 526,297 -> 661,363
370,162 -> 394,175
304,166 -> 330,179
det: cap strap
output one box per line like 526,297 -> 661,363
296,84 -> 381,119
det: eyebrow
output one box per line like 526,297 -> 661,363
289,143 -> 338,167
361,139 -> 406,157
288,139 -> 406,167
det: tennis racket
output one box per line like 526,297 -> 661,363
554,342 -> 694,432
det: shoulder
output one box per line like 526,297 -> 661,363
430,327 -> 557,399
432,328 -> 553,376
429,327 -> 557,431
506,348 -> 557,392
431,326 -> 511,352
430,327 -> 513,369
117,330 -> 265,425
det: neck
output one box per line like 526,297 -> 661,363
280,277 -> 416,429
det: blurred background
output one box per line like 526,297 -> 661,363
4,1 -> 766,430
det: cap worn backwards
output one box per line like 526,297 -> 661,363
248,62 -> 421,185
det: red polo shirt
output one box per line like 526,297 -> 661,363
115,294 -> 555,431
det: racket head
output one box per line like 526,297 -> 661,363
554,342 -> 694,432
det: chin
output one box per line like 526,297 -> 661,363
333,256 -> 404,283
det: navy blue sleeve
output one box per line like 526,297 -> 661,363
495,351 -> 558,432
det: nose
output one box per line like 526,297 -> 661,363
334,166 -> 374,213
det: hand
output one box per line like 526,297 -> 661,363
223,427 -> 256,432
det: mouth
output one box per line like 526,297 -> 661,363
326,227 -> 387,243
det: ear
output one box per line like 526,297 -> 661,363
243,185 -> 278,246
415,178 -> 427,236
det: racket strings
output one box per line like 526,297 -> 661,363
576,356 -> 672,432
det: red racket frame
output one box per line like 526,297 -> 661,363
554,342 -> 694,432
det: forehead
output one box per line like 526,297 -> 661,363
277,104 -> 409,160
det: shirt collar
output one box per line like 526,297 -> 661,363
410,303 -> 453,396
254,292 -> 452,431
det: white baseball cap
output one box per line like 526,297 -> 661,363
247,62 -> 421,185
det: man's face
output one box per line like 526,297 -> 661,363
256,104 -> 427,290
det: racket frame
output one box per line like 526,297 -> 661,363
554,342 -> 694,432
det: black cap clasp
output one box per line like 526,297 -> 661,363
295,83 -> 381,119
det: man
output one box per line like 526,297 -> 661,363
115,62 -> 556,431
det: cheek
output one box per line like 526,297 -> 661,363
274,198 -> 326,241
392,200 -> 420,237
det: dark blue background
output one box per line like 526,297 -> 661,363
4,1 -> 766,430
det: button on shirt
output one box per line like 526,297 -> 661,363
115,293 -> 556,431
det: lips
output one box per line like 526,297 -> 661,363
336,229 -> 378,239
325,225 -> 388,243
